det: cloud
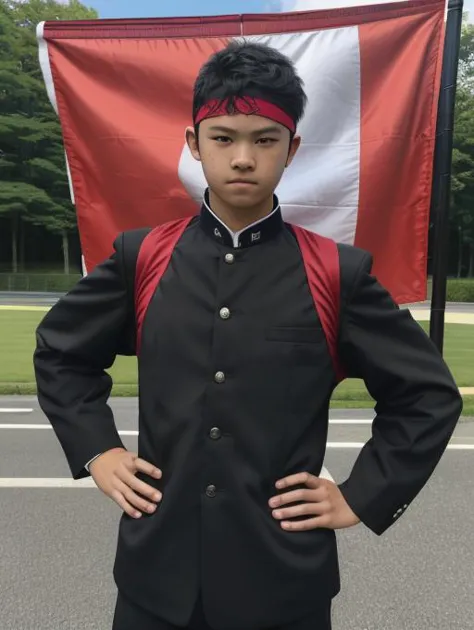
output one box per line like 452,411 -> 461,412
288,0 -> 321,8
275,0 -> 295,9
275,0 -> 332,10
273,0 -> 359,11
264,0 -> 293,10
277,0 -> 447,10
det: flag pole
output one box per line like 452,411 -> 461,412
429,0 -> 464,353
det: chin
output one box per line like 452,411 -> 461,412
221,189 -> 267,207
228,194 -> 261,207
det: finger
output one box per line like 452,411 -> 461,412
135,458 -> 162,479
280,515 -> 331,531
269,488 -> 315,508
275,472 -> 321,490
114,479 -> 158,515
126,475 -> 162,503
272,501 -> 330,521
110,488 -> 143,519
115,465 -> 161,502
269,484 -> 328,508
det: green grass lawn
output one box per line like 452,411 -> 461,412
1,310 -> 473,414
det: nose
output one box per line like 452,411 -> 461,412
230,145 -> 256,171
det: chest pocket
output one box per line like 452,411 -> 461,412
266,325 -> 332,416
265,326 -> 329,373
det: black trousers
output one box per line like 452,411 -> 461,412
112,590 -> 332,630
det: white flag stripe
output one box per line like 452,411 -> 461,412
249,28 -> 361,244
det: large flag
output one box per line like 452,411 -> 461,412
37,0 -> 446,303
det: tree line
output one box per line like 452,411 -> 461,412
452,18 -> 474,276
1,0 -> 474,276
0,0 -> 97,273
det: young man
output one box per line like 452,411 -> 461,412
34,42 -> 462,630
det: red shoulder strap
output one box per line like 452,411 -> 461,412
135,217 -> 193,354
291,225 -> 345,383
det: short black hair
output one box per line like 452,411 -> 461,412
192,40 -> 307,130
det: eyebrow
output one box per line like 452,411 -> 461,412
207,124 -> 283,135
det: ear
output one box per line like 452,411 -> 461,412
185,126 -> 201,161
285,134 -> 301,167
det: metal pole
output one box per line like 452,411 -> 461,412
429,0 -> 464,353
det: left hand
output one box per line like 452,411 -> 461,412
268,472 -> 360,531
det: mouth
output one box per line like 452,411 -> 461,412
227,179 -> 258,185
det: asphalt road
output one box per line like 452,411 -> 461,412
0,397 -> 473,630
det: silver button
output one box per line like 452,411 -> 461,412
209,427 -> 221,440
219,307 -> 230,320
224,253 -> 235,264
214,371 -> 225,384
206,484 -> 217,498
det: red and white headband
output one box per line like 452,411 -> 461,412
194,96 -> 296,133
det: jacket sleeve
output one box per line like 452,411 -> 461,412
33,233 -> 135,480
337,249 -> 463,536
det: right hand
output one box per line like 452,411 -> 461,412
90,447 -> 162,519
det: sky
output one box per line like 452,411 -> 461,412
83,0 -> 474,21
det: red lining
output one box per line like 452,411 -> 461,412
134,218 -> 343,382
135,217 -> 193,354
292,225 -> 344,383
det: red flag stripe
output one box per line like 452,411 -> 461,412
356,7 -> 444,302
47,37 -> 230,270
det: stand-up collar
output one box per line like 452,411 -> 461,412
199,189 -> 283,249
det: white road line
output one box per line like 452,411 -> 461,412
0,478 -> 96,488
326,442 -> 474,450
0,424 -> 51,429
328,420 -> 373,424
326,442 -> 365,448
0,424 -> 138,434
0,409 -> 33,414
445,444 -> 474,450
0,425 -> 472,450
1,445 -> 473,489
0,421 -> 373,431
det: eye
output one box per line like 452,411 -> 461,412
257,137 -> 278,145
212,136 -> 232,143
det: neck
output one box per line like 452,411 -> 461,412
208,189 -> 275,232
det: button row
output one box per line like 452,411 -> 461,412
207,257 -> 232,503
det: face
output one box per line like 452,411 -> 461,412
185,114 -> 300,212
